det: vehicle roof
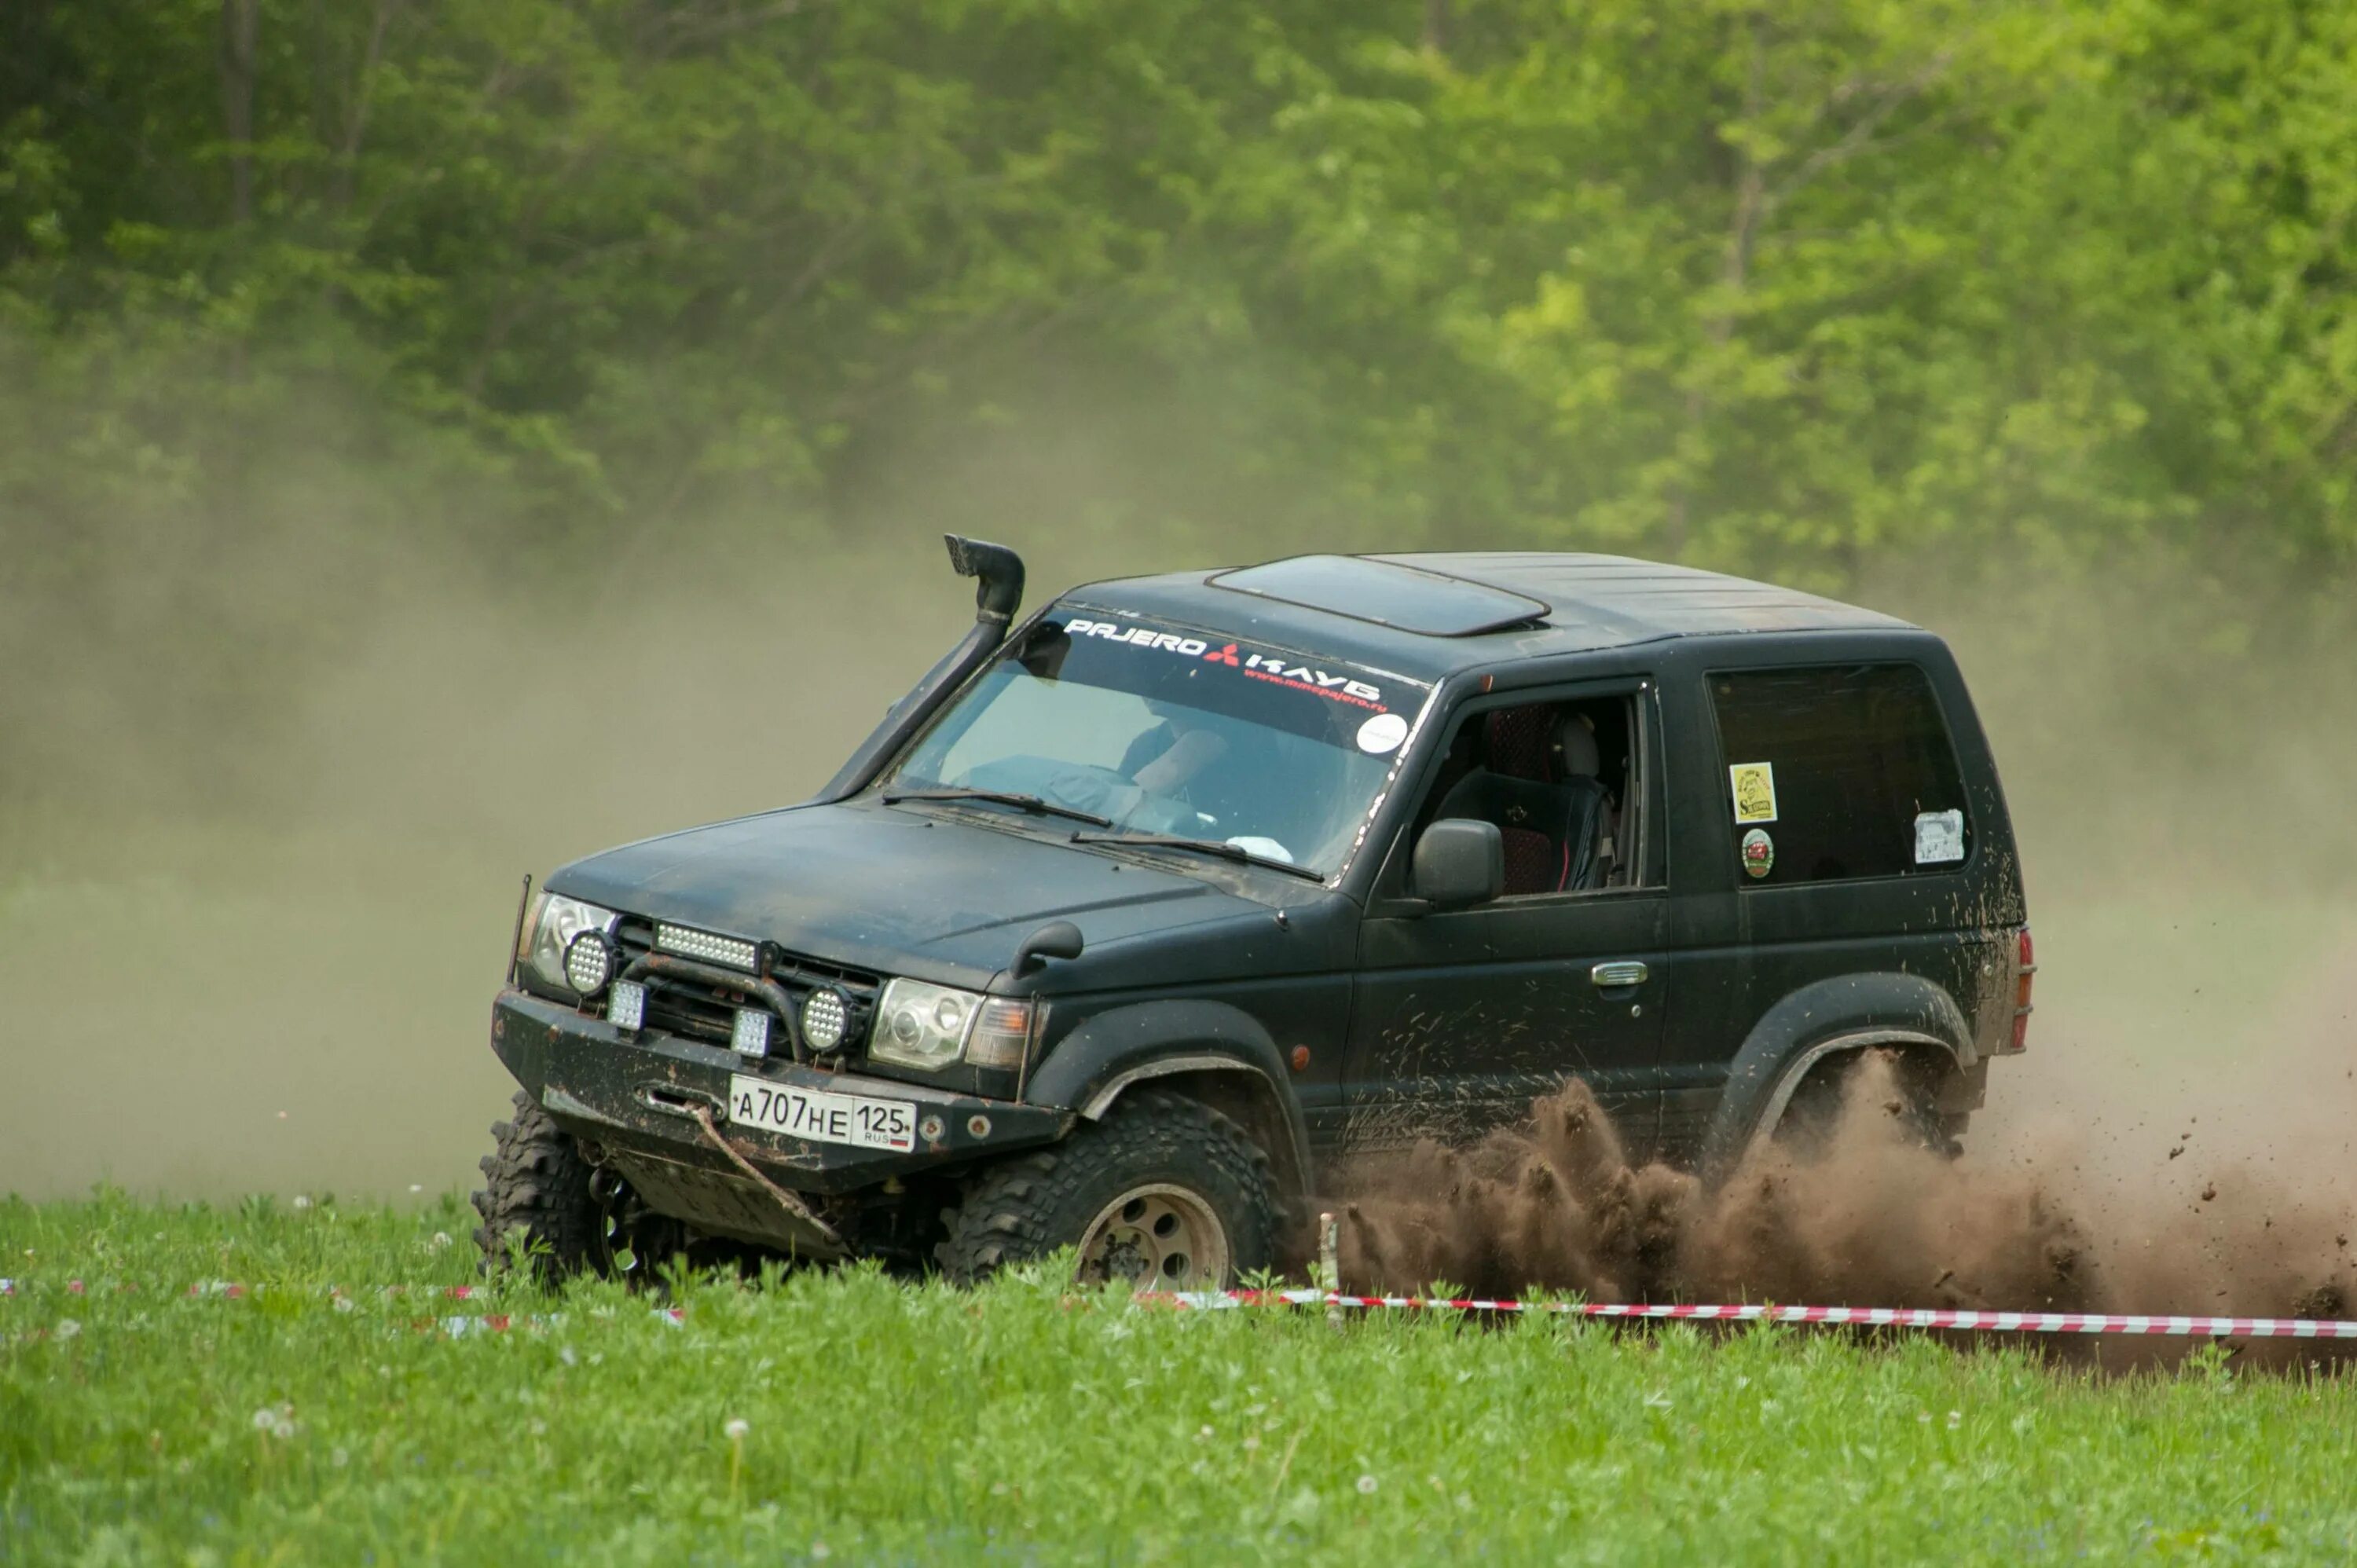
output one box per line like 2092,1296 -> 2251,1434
1061,551 -> 1922,681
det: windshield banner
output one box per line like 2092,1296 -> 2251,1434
1062,617 -> 1393,713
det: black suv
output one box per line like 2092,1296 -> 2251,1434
476,540 -> 2032,1287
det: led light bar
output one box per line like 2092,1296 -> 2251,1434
731,1007 -> 772,1059
608,980 -> 646,1031
654,922 -> 759,973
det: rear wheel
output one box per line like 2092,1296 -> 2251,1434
1773,1049 -> 1963,1160
937,1090 -> 1281,1287
471,1090 -> 603,1283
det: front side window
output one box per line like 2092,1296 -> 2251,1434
888,610 -> 1431,876
1709,664 -> 1970,885
1403,694 -> 1647,897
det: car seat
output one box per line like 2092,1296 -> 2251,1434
1433,705 -> 1611,895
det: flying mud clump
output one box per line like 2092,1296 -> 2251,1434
1332,1051 -> 2353,1348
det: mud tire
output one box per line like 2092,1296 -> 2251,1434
471,1090 -> 603,1284
935,1090 -> 1282,1287
1775,1050 -> 1963,1160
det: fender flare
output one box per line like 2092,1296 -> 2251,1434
1698,973 -> 1974,1181
1025,998 -> 1311,1196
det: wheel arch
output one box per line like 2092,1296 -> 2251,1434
1025,998 -> 1311,1203
1697,972 -> 1975,1181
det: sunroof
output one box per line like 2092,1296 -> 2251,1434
1208,555 -> 1549,637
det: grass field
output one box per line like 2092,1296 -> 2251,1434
5,1195 -> 2354,1564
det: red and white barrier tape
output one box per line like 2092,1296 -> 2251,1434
1148,1290 -> 2357,1339
1,1280 -> 493,1300
9,1279 -> 2354,1339
0,1281 -> 685,1339
424,1308 -> 684,1337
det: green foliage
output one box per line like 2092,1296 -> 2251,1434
5,1195 -> 2356,1563
4,0 -> 2355,576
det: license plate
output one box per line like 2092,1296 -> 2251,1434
726,1075 -> 916,1152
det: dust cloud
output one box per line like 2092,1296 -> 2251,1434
0,538 -> 951,1199
1335,1056 -> 2354,1351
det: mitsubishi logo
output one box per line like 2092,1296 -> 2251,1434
1204,643 -> 1241,666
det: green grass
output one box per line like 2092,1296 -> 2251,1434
5,1196 -> 2354,1565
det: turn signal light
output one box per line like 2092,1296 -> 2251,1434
966,999 -> 1036,1070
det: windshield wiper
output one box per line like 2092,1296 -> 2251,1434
1067,831 -> 1325,881
879,787 -> 1113,828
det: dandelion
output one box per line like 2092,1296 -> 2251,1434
332,1295 -> 355,1314
1916,1412 -> 1932,1423
429,1233 -> 452,1251
1946,1410 -> 1963,1430
724,1416 -> 750,1500
252,1409 -> 277,1433
1356,1475 -> 1378,1496
55,1319 -> 81,1340
1242,1435 -> 1260,1452
810,1544 -> 831,1561
291,1195 -> 313,1211
559,1346 -> 577,1367
332,1447 -> 349,1468
1196,1424 -> 1214,1441
409,1185 -> 424,1195
273,1416 -> 296,1440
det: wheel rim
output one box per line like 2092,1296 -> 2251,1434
1076,1183 -> 1230,1288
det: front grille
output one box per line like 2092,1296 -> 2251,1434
612,917 -> 880,1052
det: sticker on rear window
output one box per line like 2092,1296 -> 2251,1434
1913,809 -> 1965,864
1729,762 -> 1778,823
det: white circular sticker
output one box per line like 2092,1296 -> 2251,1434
1356,713 -> 1409,755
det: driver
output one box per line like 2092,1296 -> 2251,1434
1106,662 -> 1311,859
1124,698 -> 1231,796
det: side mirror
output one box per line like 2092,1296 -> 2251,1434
1012,919 -> 1085,978
1411,819 -> 1504,908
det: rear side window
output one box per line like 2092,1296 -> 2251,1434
1709,664 -> 1970,885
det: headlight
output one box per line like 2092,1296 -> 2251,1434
519,892 -> 621,993
872,979 -> 975,1069
870,979 -> 1032,1072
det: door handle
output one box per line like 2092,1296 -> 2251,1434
1590,961 -> 1648,987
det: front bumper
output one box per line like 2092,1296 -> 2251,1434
490,991 -> 1071,1244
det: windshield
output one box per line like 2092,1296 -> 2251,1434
885,610 -> 1430,877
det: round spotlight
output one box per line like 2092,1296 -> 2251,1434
801,989 -> 848,1053
564,931 -> 614,995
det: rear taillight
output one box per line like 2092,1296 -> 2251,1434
2011,925 -> 2036,1050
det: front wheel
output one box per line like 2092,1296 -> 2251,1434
471,1090 -> 604,1283
936,1090 -> 1282,1288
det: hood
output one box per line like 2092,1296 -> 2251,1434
545,798 -> 1277,987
